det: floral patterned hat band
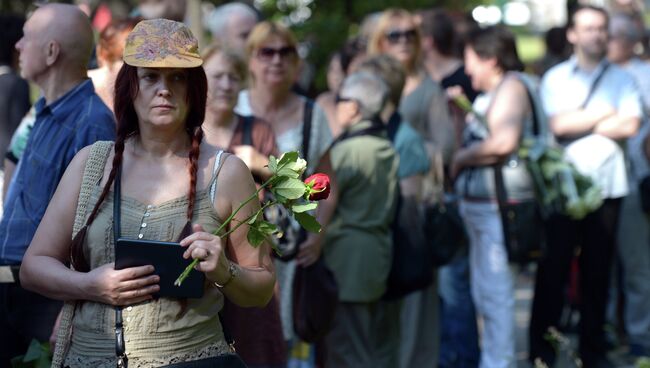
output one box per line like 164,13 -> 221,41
123,18 -> 202,68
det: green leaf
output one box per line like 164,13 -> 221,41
277,151 -> 299,167
23,339 -> 44,362
268,155 -> 278,174
273,193 -> 288,205
292,202 -> 318,213
247,227 -> 265,247
36,355 -> 51,368
257,220 -> 279,235
294,212 -> 321,233
272,177 -> 307,200
247,210 -> 260,225
275,165 -> 301,179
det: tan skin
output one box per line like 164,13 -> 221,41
450,47 -> 527,179
202,51 -> 272,179
20,67 -> 275,309
549,9 -> 639,140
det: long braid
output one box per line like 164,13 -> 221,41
186,126 -> 204,222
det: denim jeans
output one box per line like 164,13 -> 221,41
438,251 -> 480,368
460,201 -> 516,368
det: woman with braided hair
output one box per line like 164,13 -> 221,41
18,19 -> 275,367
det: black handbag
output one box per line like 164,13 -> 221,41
424,196 -> 468,266
493,155 -> 545,265
382,194 -> 435,300
292,256 -> 339,342
112,166 -> 247,368
423,150 -> 467,267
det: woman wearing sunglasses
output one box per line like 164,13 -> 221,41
368,8 -> 454,164
366,8 -> 455,368
235,20 -> 333,360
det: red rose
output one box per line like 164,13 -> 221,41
304,173 -> 330,201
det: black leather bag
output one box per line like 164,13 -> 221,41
382,195 -> 435,300
424,197 -> 467,266
292,256 -> 339,342
494,163 -> 545,264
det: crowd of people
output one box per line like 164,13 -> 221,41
0,1 -> 649,368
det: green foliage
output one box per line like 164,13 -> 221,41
176,150 -> 326,285
253,0 -> 486,93
10,340 -> 51,368
637,357 -> 650,368
519,138 -> 602,220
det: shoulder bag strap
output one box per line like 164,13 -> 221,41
241,115 -> 254,146
581,62 -> 610,109
112,165 -> 128,368
301,99 -> 314,173
51,140 -> 113,368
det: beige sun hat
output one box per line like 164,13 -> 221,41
123,18 -> 202,68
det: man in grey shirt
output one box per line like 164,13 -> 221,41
529,5 -> 642,368
607,12 -> 650,358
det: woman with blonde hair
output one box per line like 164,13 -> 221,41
368,8 -> 454,163
235,20 -> 333,360
201,41 -> 287,368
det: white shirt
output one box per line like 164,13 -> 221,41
541,57 -> 643,198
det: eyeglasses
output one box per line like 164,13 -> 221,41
255,46 -> 297,62
384,29 -> 417,44
335,94 -> 354,104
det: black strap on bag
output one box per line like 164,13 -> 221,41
302,99 -> 314,162
113,166 -> 128,368
558,62 -> 610,145
493,78 -> 544,264
241,115 -> 254,146
581,62 -> 610,109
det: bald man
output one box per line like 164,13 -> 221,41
206,2 -> 258,53
0,4 -> 115,366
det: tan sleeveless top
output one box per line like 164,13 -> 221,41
56,141 -> 232,368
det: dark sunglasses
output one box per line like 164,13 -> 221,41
335,94 -> 354,104
256,46 -> 297,61
384,29 -> 417,44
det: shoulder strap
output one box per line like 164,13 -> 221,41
241,115 -> 254,146
387,112 -> 401,143
329,117 -> 387,150
72,141 -> 113,237
301,99 -> 314,166
518,75 -> 541,137
209,150 -> 227,204
581,62 -> 610,109
52,140 -> 113,368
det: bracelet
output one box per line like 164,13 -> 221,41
213,261 -> 238,288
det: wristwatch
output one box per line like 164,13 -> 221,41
213,261 -> 238,288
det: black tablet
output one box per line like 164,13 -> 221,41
114,238 -> 205,299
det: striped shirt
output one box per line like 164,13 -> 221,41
0,79 -> 115,264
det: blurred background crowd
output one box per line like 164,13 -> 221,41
1,0 -> 650,368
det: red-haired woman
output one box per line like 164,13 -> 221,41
19,19 -> 275,367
